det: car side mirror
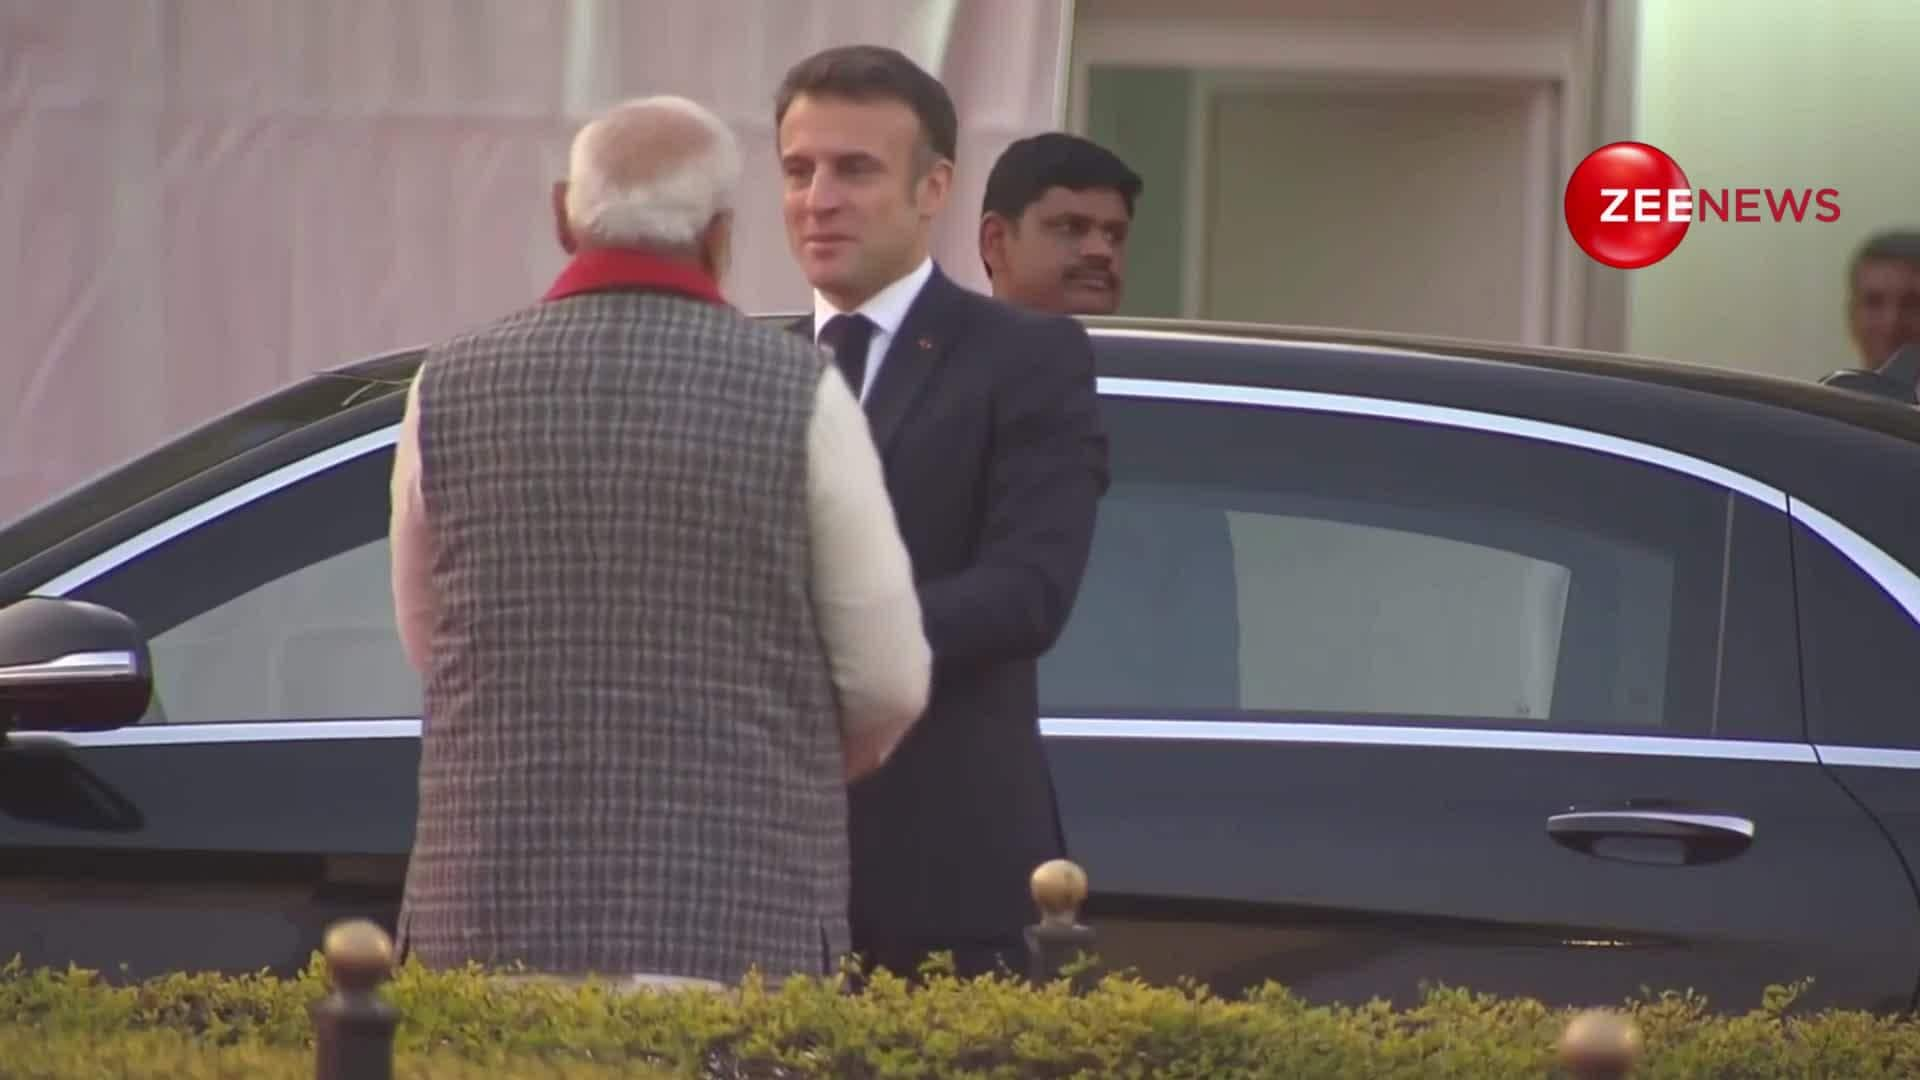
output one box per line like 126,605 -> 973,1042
0,597 -> 153,735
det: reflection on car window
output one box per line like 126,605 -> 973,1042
1040,396 -> 1750,737
1227,511 -> 1580,721
142,537 -> 417,724
67,447 -> 419,724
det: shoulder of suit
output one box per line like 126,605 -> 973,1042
943,279 -> 1088,341
962,302 -> 1091,371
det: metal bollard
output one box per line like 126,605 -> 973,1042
312,918 -> 400,1080
1558,1008 -> 1643,1079
1023,858 -> 1097,989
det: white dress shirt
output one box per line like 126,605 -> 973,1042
810,256 -> 935,403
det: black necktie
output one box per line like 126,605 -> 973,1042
819,313 -> 874,399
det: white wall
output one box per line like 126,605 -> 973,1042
0,0 -> 1068,524
1626,0 -> 1920,381
1202,82 -> 1549,343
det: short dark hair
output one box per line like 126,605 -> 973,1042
1852,229 -> 1920,284
774,45 -> 958,167
982,132 -> 1144,221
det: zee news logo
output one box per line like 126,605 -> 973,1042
1563,141 -> 1841,270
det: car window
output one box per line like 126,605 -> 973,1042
1040,393 -> 1802,741
1792,519 -> 1920,751
63,445 -> 419,724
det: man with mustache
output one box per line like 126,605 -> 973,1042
979,132 -> 1141,315
977,134 -> 1245,720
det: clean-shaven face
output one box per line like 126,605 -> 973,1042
779,94 -> 947,309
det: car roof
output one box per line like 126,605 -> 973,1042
320,312 -> 1920,446
1074,315 -> 1920,448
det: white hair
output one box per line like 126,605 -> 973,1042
564,95 -> 742,250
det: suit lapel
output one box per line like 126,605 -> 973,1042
863,267 -> 960,455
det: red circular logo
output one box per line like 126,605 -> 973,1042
1564,142 -> 1692,270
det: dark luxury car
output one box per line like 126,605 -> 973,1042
4,316 -> 1920,1016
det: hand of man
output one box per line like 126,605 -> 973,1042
843,728 -> 899,782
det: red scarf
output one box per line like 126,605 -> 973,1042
542,247 -> 728,306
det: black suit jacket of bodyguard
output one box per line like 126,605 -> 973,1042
791,264 -> 1110,945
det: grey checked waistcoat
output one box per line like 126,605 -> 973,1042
399,289 -> 847,985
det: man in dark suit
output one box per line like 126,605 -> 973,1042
976,133 -> 1244,716
773,45 -> 1110,981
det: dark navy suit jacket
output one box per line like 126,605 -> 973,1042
792,265 -> 1110,945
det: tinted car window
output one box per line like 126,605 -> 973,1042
1793,519 -> 1920,750
1041,394 -> 1799,739
64,447 -> 419,724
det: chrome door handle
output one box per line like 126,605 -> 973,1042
1547,808 -> 1755,866
1547,810 -> 1755,842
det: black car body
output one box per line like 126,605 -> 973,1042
5,317 -> 1920,1015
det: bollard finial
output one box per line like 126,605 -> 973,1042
1030,858 -> 1088,928
314,918 -> 400,1080
1558,1008 -> 1643,1078
1024,858 -> 1097,988
323,918 -> 395,994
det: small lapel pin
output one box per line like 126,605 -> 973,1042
917,336 -> 934,350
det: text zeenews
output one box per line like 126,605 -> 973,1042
1563,141 -> 1840,269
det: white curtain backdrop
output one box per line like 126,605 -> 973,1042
0,0 -> 1071,522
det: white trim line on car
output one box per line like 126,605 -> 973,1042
1815,745 -> 1920,771
1788,498 -> 1920,627
41,719 -> 1920,775
31,719 -> 424,748
33,715 -> 1831,767
35,718 -> 1920,773
1041,717 -> 1820,764
1098,377 -> 1791,511
33,425 -> 402,597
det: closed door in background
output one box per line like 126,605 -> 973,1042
1201,81 -> 1555,344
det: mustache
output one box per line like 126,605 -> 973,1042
1063,264 -> 1116,287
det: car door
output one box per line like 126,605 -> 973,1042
0,423 -> 420,979
1038,368 -> 1920,1014
1788,506 -> 1920,959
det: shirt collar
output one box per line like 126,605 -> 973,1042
543,247 -> 728,306
811,256 -> 934,342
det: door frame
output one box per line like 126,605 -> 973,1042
1182,71 -> 1560,345
1063,1 -> 1637,350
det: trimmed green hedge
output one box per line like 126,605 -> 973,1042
0,1026 -> 665,1079
4,954 -> 1920,1077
